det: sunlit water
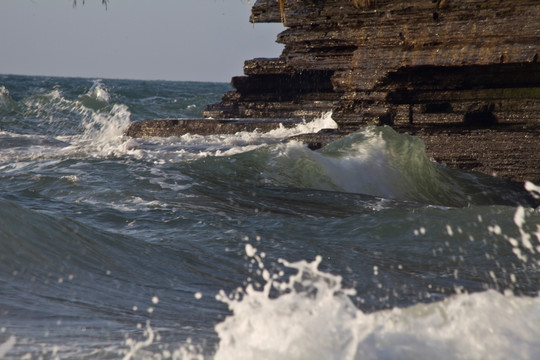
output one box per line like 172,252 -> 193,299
0,74 -> 539,359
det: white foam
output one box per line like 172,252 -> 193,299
525,181 -> 540,200
488,202 -> 540,265
86,79 -> 111,103
3,106 -> 335,165
44,87 -> 64,102
0,336 -> 16,358
213,252 -> 540,360
262,111 -> 338,138
75,195 -> 167,214
198,111 -> 337,147
0,85 -> 9,98
124,112 -> 338,163
0,85 -> 13,109
62,103 -> 132,157
121,321 -> 155,360
3,81 -> 134,161
148,167 -> 193,192
257,128 -> 416,199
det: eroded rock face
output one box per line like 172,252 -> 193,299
202,0 -> 540,182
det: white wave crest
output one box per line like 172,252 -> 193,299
86,79 -> 111,103
213,250 -> 540,360
64,103 -> 132,157
125,112 -> 338,162
0,85 -> 13,109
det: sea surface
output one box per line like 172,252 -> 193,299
0,74 -> 539,359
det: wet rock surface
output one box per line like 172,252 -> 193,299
125,118 -> 300,137
127,0 -> 540,182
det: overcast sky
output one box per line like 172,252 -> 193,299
0,0 -> 284,82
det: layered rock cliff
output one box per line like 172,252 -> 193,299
203,0 -> 540,182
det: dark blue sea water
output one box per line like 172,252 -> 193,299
1,74 -> 539,359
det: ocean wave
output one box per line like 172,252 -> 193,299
76,79 -> 111,109
4,84 -> 529,208
0,85 -> 17,114
181,126 -> 535,207
214,253 -> 540,360
2,75 -> 539,359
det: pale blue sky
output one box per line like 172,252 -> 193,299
0,0 -> 284,82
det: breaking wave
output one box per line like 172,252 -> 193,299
213,252 -> 540,360
182,126 -> 534,207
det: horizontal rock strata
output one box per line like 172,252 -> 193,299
125,118 -> 299,138
205,0 -> 540,182
128,0 -> 540,182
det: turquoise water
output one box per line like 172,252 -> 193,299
0,74 -> 539,359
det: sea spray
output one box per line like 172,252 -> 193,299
122,112 -> 337,163
213,244 -> 540,360
0,336 -> 16,358
121,321 -> 156,360
215,250 -> 360,360
69,103 -> 132,156
82,79 -> 112,104
212,184 -> 540,359
0,86 -> 17,114
0,78 -> 133,161
487,181 -> 540,265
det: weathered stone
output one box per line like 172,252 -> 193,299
413,126 -> 540,182
202,0 -> 540,182
127,0 -> 540,182
125,118 -> 299,138
244,58 -> 294,76
250,0 -> 281,23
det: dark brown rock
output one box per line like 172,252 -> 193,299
127,0 -> 539,182
201,0 -> 540,182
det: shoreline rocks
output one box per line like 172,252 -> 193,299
124,118 -> 300,138
126,0 -> 540,183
